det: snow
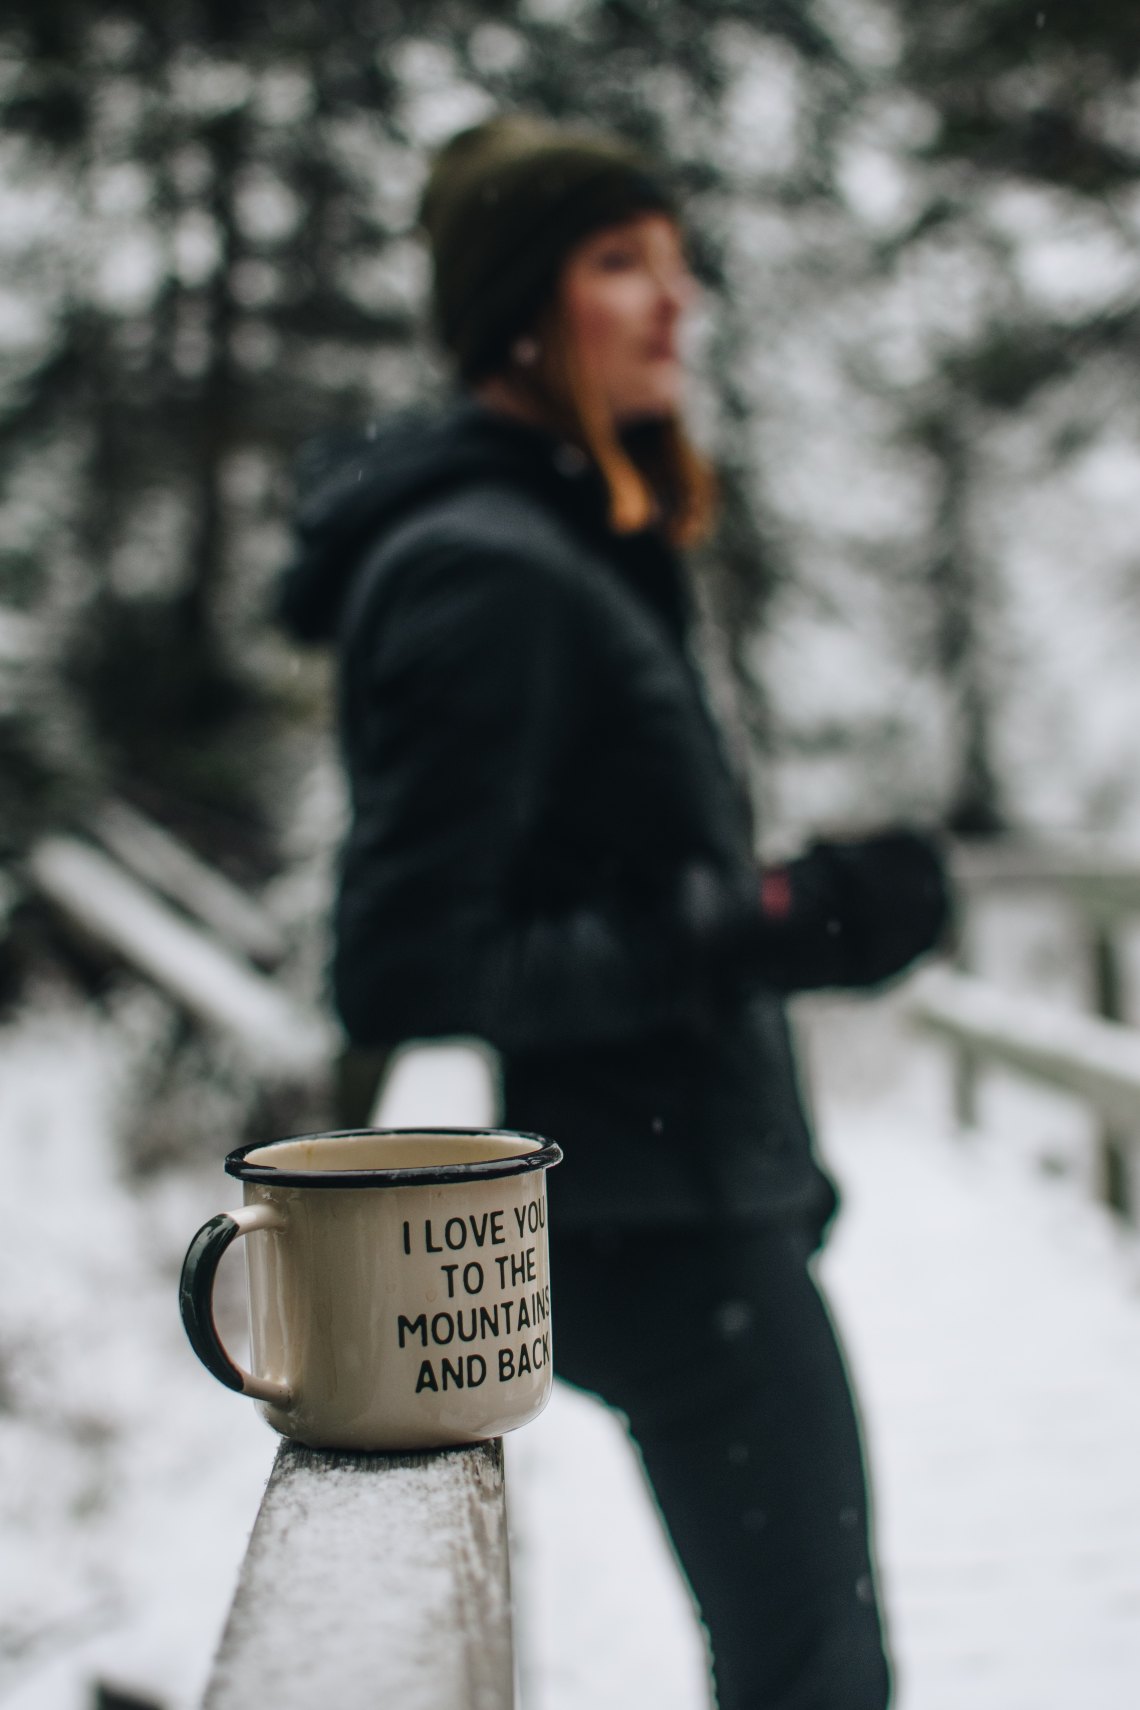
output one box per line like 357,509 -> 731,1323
823,1121 -> 1140,1709
508,992 -> 1140,1709
0,1006 -> 276,1710
3,957 -> 1139,1708
369,1038 -> 501,1130
205,1445 -> 509,1710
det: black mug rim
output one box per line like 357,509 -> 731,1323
225,1126 -> 563,1189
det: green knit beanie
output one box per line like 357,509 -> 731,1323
418,112 -> 679,383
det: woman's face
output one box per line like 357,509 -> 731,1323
557,213 -> 698,426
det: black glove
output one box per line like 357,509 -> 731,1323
672,828 -> 951,998
799,827 -> 952,989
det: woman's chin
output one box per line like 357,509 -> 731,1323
607,359 -> 686,427
613,390 -> 683,427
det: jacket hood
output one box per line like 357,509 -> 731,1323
276,395 -> 606,644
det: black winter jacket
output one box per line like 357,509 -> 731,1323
280,397 -> 842,1232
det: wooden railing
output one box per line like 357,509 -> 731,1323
18,808 -> 516,1704
23,811 -> 332,1082
202,1438 -> 514,1709
909,839 -> 1140,1219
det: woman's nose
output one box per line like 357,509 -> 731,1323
654,263 -> 696,315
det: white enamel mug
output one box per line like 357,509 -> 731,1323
179,1127 -> 562,1451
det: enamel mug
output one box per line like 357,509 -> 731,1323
178,1127 -> 562,1451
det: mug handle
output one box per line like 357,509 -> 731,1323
179,1203 -> 292,1406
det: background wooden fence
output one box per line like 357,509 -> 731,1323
909,839 -> 1140,1220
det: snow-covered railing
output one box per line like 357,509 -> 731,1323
910,964 -> 1140,1221
202,1438 -> 514,1710
946,838 -> 1140,1217
910,966 -> 1140,1130
86,798 -> 287,968
26,835 -> 332,1079
950,838 -> 1140,912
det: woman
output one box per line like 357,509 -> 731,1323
279,113 -> 948,1710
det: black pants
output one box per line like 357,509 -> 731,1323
548,1222 -> 893,1710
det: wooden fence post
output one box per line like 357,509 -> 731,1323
952,903 -> 979,1134
1090,918 -> 1132,1218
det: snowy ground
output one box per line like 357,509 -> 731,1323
0,1008 -> 275,1710
509,991 -> 1140,1709
2,956 -> 1139,1708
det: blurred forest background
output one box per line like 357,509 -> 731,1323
1,0 -> 1139,1150
3,8 -> 1140,1704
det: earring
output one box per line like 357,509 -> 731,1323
511,335 -> 540,367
